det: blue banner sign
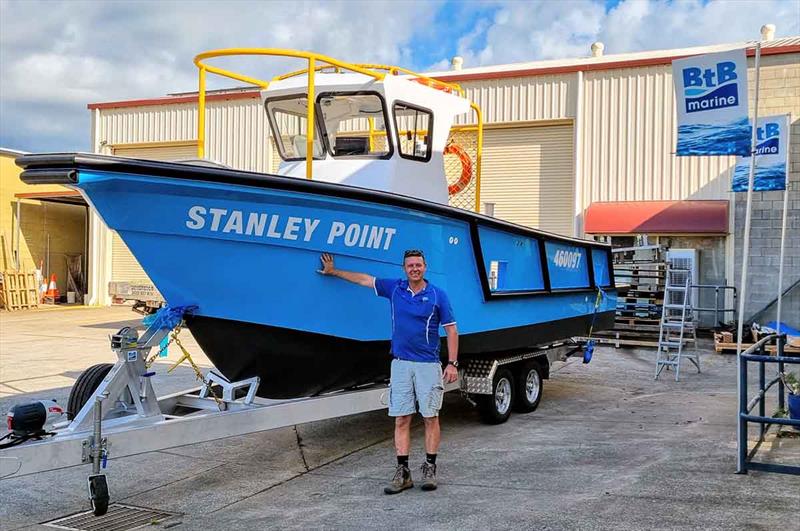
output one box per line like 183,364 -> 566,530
732,114 -> 790,192
673,49 -> 750,156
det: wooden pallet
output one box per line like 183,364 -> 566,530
616,310 -> 661,319
610,322 -> 663,333
617,287 -> 664,296
1,270 -> 39,311
714,341 -> 800,355
596,329 -> 695,348
615,316 -> 662,326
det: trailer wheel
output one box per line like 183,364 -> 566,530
88,474 -> 109,516
67,363 -> 114,420
477,368 -> 514,424
513,362 -> 543,413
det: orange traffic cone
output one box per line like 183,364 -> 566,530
45,274 -> 60,303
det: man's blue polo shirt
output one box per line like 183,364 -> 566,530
374,278 -> 456,363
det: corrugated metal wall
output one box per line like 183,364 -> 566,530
576,57 -> 796,218
205,99 -> 271,172
577,65 -> 737,212
112,144 -> 198,159
480,125 -> 575,235
100,103 -> 197,145
459,74 -> 575,124
98,97 -> 270,172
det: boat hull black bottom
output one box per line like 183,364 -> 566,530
185,311 -> 615,399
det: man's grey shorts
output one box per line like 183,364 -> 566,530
388,358 -> 444,418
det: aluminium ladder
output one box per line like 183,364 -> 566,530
655,266 -> 699,381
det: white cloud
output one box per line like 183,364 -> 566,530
1,0 -> 798,152
0,0 -> 439,150
449,0 -> 800,69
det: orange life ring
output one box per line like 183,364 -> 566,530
445,143 -> 473,196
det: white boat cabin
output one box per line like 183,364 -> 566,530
262,73 -> 471,205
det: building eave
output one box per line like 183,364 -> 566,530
86,40 -> 800,111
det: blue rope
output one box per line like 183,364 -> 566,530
584,287 -> 607,364
142,305 -> 196,358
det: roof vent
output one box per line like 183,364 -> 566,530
591,42 -> 605,57
451,56 -> 464,71
760,24 -> 776,41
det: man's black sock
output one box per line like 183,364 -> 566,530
426,453 -> 437,465
397,455 -> 409,468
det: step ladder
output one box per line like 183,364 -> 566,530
655,266 -> 699,381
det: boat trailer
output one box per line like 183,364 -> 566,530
0,308 -> 586,515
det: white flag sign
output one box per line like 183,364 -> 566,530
673,49 -> 750,156
732,114 -> 790,192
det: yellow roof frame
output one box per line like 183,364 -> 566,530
193,48 -> 478,194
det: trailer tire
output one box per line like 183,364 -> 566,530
88,474 -> 110,516
477,368 -> 514,424
67,363 -> 114,420
513,362 -> 543,413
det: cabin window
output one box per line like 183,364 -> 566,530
265,96 -> 326,160
317,92 -> 392,159
393,102 -> 433,162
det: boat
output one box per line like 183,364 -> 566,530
16,49 -> 617,399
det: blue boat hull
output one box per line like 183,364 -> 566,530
17,154 -> 616,398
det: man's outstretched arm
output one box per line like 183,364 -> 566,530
317,253 -> 375,288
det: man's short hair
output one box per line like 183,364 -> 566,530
403,249 -> 425,263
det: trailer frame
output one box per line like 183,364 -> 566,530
1,314 -> 584,514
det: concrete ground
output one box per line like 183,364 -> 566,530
1,306 -> 798,530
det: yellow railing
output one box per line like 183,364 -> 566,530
274,62 -> 464,96
195,48 -> 387,179
193,48 -> 481,210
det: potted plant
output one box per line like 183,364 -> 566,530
780,371 -> 800,429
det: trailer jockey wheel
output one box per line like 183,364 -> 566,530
512,362 -> 543,413
477,368 -> 514,424
88,474 -> 109,516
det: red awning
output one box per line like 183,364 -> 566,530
584,200 -> 729,235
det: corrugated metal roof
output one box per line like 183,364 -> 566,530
429,36 -> 800,79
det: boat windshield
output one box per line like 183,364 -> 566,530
317,93 -> 391,158
266,97 -> 326,160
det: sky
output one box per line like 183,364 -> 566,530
1,0 -> 798,153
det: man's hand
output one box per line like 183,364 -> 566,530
443,364 -> 458,384
317,255 -> 375,287
318,253 -> 335,275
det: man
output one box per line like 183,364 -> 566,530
318,250 -> 458,494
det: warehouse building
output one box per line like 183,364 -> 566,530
83,29 -> 799,324
0,148 -> 88,306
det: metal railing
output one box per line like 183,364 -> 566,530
737,333 -> 799,476
690,284 -> 737,326
191,49 -> 482,209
